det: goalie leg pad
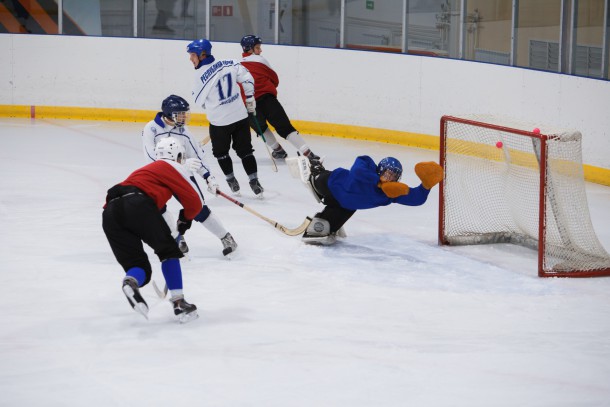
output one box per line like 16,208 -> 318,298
305,217 -> 331,236
286,155 -> 311,183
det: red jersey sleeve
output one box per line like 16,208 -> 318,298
121,160 -> 203,219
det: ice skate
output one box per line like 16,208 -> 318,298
226,176 -> 240,195
301,217 -> 336,245
271,146 -> 288,159
122,277 -> 149,319
304,149 -> 321,162
221,232 -> 238,256
302,231 -> 337,245
171,296 -> 199,323
249,178 -> 264,198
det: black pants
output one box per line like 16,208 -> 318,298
313,171 -> 356,233
210,118 -> 257,177
250,94 -> 297,138
102,185 -> 183,286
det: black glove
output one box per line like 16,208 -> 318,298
176,209 -> 193,236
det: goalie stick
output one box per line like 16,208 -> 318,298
217,189 -> 311,236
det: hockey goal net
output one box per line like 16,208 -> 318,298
439,115 -> 610,277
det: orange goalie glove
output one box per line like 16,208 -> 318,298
414,161 -> 444,189
379,181 -> 410,198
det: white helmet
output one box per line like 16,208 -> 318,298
155,137 -> 185,162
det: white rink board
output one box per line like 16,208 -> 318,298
1,33 -> 609,169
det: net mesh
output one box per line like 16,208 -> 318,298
441,115 -> 610,276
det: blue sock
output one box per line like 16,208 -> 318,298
126,267 -> 146,287
161,258 -> 183,290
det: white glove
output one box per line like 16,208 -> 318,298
184,157 -> 202,173
245,96 -> 256,113
206,175 -> 220,195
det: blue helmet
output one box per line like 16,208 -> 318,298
186,39 -> 212,56
377,157 -> 403,181
240,35 -> 262,52
161,95 -> 190,126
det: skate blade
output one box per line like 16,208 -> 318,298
177,310 -> 199,324
134,303 -> 149,320
302,235 -> 336,245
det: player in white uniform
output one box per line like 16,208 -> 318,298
186,38 -> 264,198
142,94 -> 237,257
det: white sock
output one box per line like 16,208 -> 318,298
263,129 -> 280,149
201,212 -> 228,239
169,290 -> 184,301
286,131 -> 309,154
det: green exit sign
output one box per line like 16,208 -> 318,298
366,0 -> 374,10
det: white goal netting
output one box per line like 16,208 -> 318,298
440,115 -> 610,277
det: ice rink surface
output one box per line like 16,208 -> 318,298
1,118 -> 609,406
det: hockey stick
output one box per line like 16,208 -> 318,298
217,189 -> 311,236
249,114 -> 278,172
153,280 -> 168,299
200,135 -> 211,146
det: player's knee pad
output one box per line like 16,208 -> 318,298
194,205 -> 211,223
305,216 -> 331,236
236,149 -> 255,160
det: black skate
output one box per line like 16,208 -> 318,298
221,232 -> 238,256
271,146 -> 288,159
122,277 -> 149,319
304,150 -> 320,162
172,296 -> 199,323
227,176 -> 240,195
249,178 -> 264,197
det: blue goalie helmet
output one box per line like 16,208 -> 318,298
376,157 -> 403,182
186,38 -> 212,56
240,35 -> 262,52
161,95 -> 190,126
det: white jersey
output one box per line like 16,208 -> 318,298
142,113 -> 212,179
192,57 -> 255,126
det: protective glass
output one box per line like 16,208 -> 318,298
379,168 -> 401,183
172,111 -> 191,126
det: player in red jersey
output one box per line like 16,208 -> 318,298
240,34 -> 320,161
102,137 -> 201,323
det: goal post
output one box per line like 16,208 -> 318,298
439,115 -> 610,277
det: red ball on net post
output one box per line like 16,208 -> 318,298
496,141 -> 503,148
532,127 -> 540,134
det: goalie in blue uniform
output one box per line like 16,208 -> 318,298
300,156 -> 444,245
